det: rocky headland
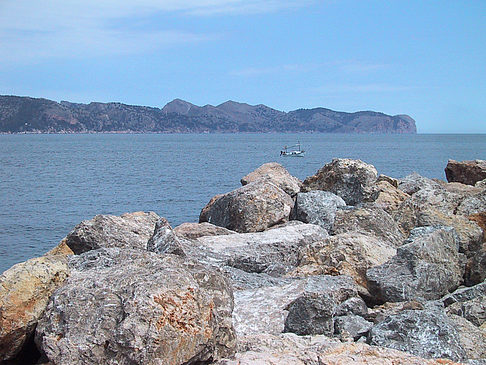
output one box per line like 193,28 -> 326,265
0,95 -> 417,134
1,158 -> 485,364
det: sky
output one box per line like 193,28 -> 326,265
0,0 -> 485,133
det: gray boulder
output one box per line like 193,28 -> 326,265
369,309 -> 466,361
302,158 -> 378,205
335,296 -> 368,317
457,190 -> 486,216
240,162 -> 302,196
446,296 -> 486,327
199,180 -> 293,233
398,172 -> 442,195
291,190 -> 345,231
147,217 -> 186,256
366,226 -> 463,302
332,206 -> 405,247
233,275 -> 359,337
35,248 -> 236,365
64,211 -> 159,254
195,222 -> 328,276
283,275 -> 359,336
334,315 -> 373,341
442,280 -> 486,307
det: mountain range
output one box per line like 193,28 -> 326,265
0,95 -> 417,134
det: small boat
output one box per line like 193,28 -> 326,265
280,142 -> 305,157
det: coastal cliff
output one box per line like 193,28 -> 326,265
2,158 -> 484,364
0,95 -> 417,134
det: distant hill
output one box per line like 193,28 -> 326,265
0,95 -> 417,134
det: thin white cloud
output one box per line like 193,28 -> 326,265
230,64 -> 309,77
313,83 -> 414,93
0,0 -> 313,64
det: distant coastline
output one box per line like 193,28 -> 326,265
0,95 -> 417,134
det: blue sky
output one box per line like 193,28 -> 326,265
0,0 -> 484,133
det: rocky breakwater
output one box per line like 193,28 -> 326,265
1,158 -> 485,364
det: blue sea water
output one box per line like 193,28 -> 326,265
1,133 -> 486,273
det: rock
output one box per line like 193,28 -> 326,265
233,275 -> 358,337
195,222 -> 328,276
35,248 -> 235,365
44,238 -> 74,257
214,332 -> 339,365
334,315 -> 373,341
398,172 -> 442,195
365,300 -> 425,324
445,159 -> 486,186
446,296 -> 486,327
476,178 -> 486,189
240,162 -> 302,196
0,255 -> 69,361
292,232 -> 396,290
291,190 -> 345,231
335,297 -> 368,317
366,226 -> 463,303
442,280 -> 486,307
377,174 -> 399,188
147,217 -> 186,256
467,243 -> 486,285
457,191 -> 486,216
173,222 -> 236,240
469,213 -> 486,242
283,276 -> 359,336
416,209 -> 483,257
64,211 -> 160,254
435,180 -> 483,195
366,180 -> 410,215
446,314 -> 486,360
302,158 -> 378,205
368,309 -> 466,361
332,207 -> 405,247
199,180 -> 294,233
318,342 -> 461,365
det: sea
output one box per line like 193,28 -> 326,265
1,133 -> 486,273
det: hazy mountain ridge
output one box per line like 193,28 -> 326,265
0,95 -> 417,133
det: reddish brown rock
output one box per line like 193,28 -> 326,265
445,159 -> 486,186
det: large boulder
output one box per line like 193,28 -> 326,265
333,315 -> 373,341
35,248 -> 236,365
199,181 -> 293,233
368,310 -> 466,362
174,222 -> 236,240
240,162 -> 302,196
291,232 -> 396,290
366,226 -> 463,302
283,276 -> 359,336
332,207 -> 405,247
302,158 -> 378,205
398,172 -> 443,195
194,222 -> 328,276
0,255 -> 69,361
445,159 -> 486,186
291,191 -> 345,231
233,275 -> 359,337
442,280 -> 486,307
64,211 -> 160,254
